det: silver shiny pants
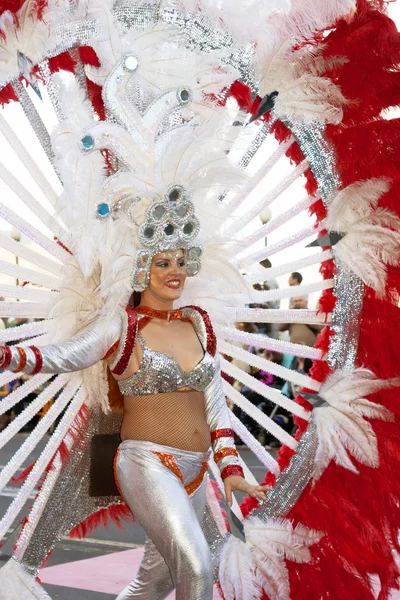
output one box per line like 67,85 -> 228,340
114,440 -> 213,600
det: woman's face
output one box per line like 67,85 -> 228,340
145,249 -> 187,302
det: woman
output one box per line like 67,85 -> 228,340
0,245 -> 268,600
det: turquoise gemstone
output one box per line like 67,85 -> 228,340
97,203 -> 110,217
81,135 -> 94,150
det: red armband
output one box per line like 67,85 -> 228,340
29,346 -> 43,375
211,428 -> 234,442
12,347 -> 27,372
0,346 -> 12,370
221,465 -> 245,480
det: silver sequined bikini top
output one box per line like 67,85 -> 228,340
117,332 -> 215,396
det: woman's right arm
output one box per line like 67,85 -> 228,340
0,316 -> 122,375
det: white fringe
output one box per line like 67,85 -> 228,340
224,307 -> 329,326
0,382 -> 84,542
0,261 -> 60,290
221,356 -> 311,421
223,380 -> 298,449
0,232 -> 62,276
244,249 -> 332,285
216,324 -> 322,359
218,338 -> 319,391
230,412 -> 280,474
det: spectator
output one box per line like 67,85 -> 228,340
288,272 -> 302,286
279,296 -> 322,347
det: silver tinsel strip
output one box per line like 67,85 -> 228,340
113,1 -> 257,88
327,255 -> 364,371
254,417 -> 318,520
12,80 -> 55,164
69,48 -> 90,104
281,115 -> 364,372
38,59 -> 65,122
51,19 -> 101,59
20,406 -> 124,572
238,119 -> 276,170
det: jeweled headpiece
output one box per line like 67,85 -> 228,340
131,184 -> 202,291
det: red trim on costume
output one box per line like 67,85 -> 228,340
29,346 -> 43,375
211,428 -> 234,442
221,465 -> 244,480
111,306 -> 138,375
185,305 -> 217,356
0,345 -> 12,370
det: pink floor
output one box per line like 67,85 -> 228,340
40,547 -> 221,598
40,547 -> 400,599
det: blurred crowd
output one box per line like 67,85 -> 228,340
222,269 -> 322,451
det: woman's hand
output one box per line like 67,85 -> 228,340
223,475 -> 270,506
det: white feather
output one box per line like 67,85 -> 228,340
312,368 -> 397,481
219,516 -> 322,600
326,179 -> 400,295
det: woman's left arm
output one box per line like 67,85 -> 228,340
204,353 -> 269,505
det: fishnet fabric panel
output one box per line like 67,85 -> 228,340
121,390 -> 211,452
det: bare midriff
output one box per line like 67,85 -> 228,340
121,389 -> 211,452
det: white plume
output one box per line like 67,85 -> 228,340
326,179 -> 400,295
219,516 -> 322,600
259,42 -> 347,124
312,368 -> 397,481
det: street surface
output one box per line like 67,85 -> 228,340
0,433 -> 269,599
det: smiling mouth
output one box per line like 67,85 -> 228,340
165,280 -> 181,289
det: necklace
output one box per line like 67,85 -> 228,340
136,305 -> 189,330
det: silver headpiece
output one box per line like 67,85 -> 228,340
131,184 -> 202,291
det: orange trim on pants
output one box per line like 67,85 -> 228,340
153,452 -> 208,496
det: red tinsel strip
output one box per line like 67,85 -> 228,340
111,306 -> 138,375
185,305 -> 217,356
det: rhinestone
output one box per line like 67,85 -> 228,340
187,261 -> 200,276
183,222 -> 194,235
152,205 -> 165,221
81,135 -> 94,150
164,224 -> 175,236
137,269 -> 146,284
124,55 -> 139,72
143,226 -> 155,239
188,247 -> 202,258
168,188 -> 181,203
178,88 -> 190,104
97,203 -> 110,217
140,253 -> 150,266
175,205 -> 188,217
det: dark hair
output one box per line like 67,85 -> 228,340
291,272 -> 303,284
260,258 -> 272,269
129,291 -> 142,308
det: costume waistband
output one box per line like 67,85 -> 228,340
118,439 -> 211,462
